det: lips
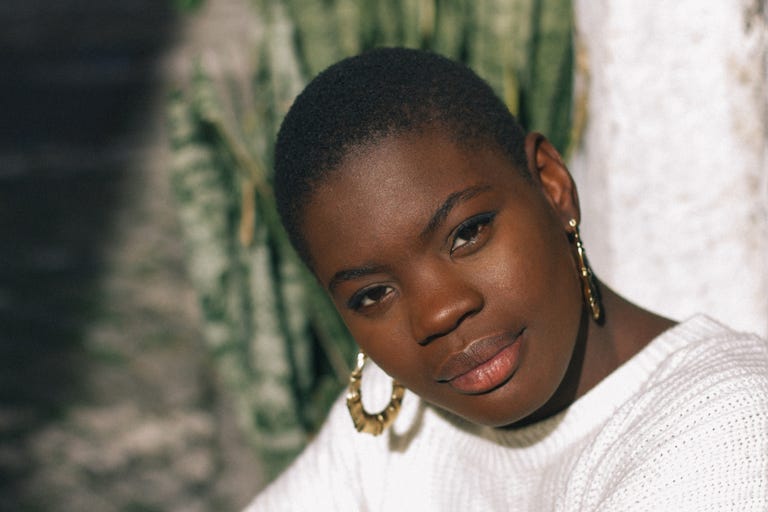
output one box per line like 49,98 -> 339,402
435,329 -> 524,394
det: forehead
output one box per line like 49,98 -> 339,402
302,128 -> 528,279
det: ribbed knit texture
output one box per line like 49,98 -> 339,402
245,315 -> 768,511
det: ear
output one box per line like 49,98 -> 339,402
524,132 -> 580,226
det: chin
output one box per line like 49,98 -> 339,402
443,390 -> 548,429
438,407 -> 529,429
470,411 -> 535,429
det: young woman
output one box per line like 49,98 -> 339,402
245,47 -> 768,511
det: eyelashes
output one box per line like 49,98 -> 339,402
346,211 -> 497,313
449,212 -> 496,254
347,284 -> 394,311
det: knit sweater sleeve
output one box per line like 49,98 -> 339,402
583,334 -> 768,511
242,395 -> 367,511
596,391 -> 768,510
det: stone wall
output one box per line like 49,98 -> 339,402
571,0 -> 768,337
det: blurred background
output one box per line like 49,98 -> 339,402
0,1 -> 265,510
1,1 -> 766,511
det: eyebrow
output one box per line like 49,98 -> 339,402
328,264 -> 386,295
326,184 -> 492,295
419,184 -> 492,240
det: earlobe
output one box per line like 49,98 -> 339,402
523,132 -> 580,226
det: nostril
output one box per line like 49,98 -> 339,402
418,308 -> 479,346
418,332 -> 441,346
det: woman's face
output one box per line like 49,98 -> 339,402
302,127 -> 584,427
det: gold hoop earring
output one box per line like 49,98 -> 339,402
346,352 -> 405,436
568,219 -> 603,322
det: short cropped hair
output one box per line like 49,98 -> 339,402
274,47 -> 529,266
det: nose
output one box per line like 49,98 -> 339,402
407,264 -> 484,345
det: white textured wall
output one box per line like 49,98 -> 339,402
570,0 -> 768,336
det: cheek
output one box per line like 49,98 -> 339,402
477,219 -> 579,314
471,225 -> 583,408
343,313 -> 426,382
501,226 -> 582,346
344,315 -> 456,411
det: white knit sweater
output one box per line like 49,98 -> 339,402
245,315 -> 768,511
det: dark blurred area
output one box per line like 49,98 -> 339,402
0,0 -> 173,421
0,1 -> 261,510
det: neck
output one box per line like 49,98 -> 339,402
508,283 -> 675,428
575,284 -> 675,400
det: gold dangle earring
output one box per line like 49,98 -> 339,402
568,219 -> 603,322
346,351 -> 406,436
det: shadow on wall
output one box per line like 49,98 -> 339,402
0,0 -> 179,506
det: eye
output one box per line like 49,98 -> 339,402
347,285 -> 395,311
450,212 -> 496,254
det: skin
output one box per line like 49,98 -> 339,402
302,125 -> 674,427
